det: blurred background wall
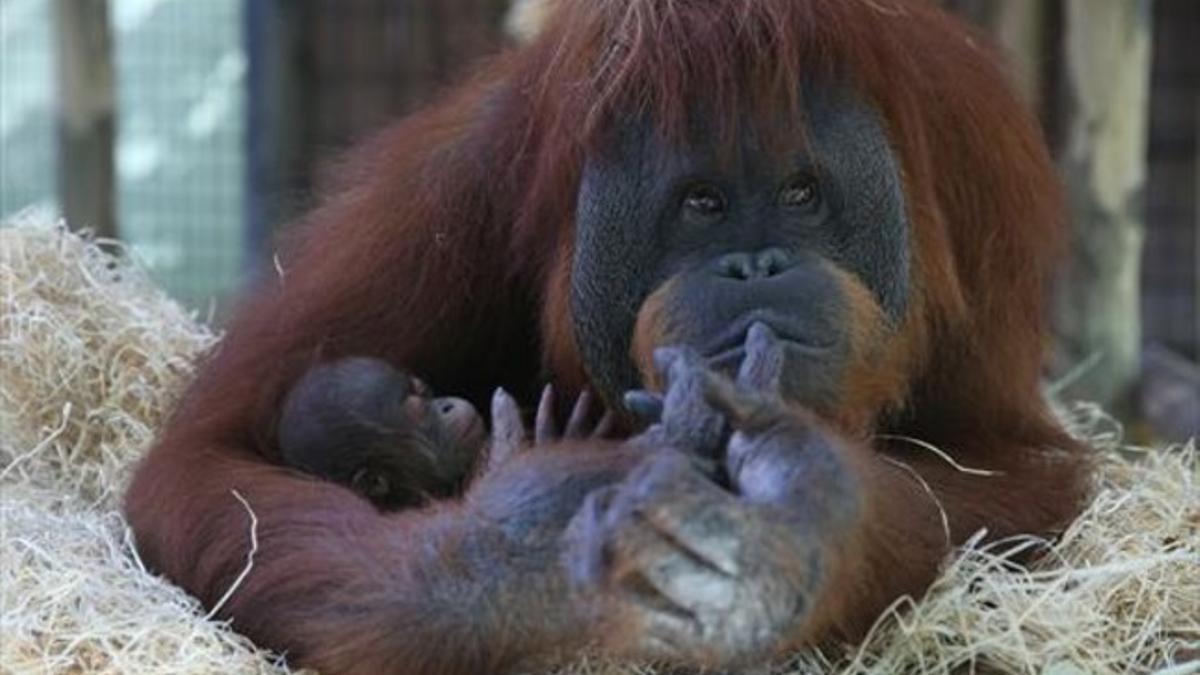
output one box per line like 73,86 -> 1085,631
3,0 -> 246,308
1,0 -> 1196,439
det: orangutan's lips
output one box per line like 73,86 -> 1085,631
701,311 -> 835,371
454,414 -> 487,450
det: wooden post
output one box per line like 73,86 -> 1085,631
1053,0 -> 1154,413
52,0 -> 117,240
244,0 -> 310,275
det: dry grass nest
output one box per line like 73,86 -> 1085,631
1,215 -> 1197,675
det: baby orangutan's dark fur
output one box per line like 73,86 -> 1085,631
277,358 -> 485,508
125,1 -> 1090,673
278,356 -> 609,509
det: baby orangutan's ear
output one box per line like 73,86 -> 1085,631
351,468 -> 392,502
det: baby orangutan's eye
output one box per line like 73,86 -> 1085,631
352,468 -> 392,499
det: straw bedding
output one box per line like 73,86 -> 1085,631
1,216 -> 1196,674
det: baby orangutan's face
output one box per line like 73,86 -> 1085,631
349,378 -> 487,506
408,378 -> 488,458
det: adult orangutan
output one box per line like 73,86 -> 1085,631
125,1 -> 1090,673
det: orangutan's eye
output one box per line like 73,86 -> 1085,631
779,175 -> 820,210
682,184 -> 726,217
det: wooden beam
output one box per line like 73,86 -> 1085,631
52,0 -> 117,240
244,0 -> 311,274
1053,0 -> 1154,413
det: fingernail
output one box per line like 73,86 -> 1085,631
652,347 -> 678,370
747,321 -> 776,344
624,390 -> 663,422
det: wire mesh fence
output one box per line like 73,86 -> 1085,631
1142,0 -> 1199,360
1,0 -> 57,220
113,0 -> 245,310
2,0 -> 245,312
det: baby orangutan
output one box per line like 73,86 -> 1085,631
278,357 -> 608,508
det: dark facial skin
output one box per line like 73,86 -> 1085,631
571,85 -> 909,413
278,357 -> 487,508
278,357 -> 611,509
